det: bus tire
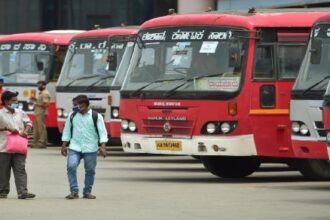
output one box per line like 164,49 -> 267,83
200,156 -> 260,178
298,159 -> 330,180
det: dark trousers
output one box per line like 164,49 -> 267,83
0,153 -> 28,195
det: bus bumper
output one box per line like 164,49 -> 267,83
291,137 -> 328,159
121,133 -> 257,156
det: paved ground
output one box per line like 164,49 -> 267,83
1,147 -> 330,220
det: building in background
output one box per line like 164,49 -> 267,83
0,0 -> 177,34
1,0 -> 329,34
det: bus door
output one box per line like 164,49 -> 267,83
250,30 -> 308,157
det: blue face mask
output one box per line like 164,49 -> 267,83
72,106 -> 80,113
10,103 -> 19,109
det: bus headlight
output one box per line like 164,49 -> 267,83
291,121 -> 300,133
128,121 -> 137,132
206,123 -> 216,134
121,120 -> 129,130
57,109 -> 63,117
300,124 -> 309,135
28,103 -> 34,111
62,110 -> 68,118
111,107 -> 119,118
220,122 -> 231,134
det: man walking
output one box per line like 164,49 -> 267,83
0,91 -> 35,199
61,95 -> 108,199
31,81 -> 50,148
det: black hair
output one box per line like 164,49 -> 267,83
75,95 -> 89,106
36,80 -> 47,86
0,78 -> 4,83
1,91 -> 18,104
72,97 -> 77,102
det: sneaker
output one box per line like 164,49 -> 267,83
65,192 -> 79,199
18,192 -> 36,199
0,194 -> 7,199
83,193 -> 96,199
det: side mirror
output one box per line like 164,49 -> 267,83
310,38 -> 322,64
228,48 -> 241,68
107,52 -> 117,71
37,62 -> 44,71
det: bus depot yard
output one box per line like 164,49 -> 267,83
1,147 -> 330,220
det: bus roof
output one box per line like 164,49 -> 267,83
72,27 -> 139,40
140,10 -> 330,31
314,13 -> 330,24
0,31 -> 84,45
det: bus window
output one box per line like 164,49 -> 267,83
278,45 -> 305,79
253,45 -> 275,79
131,47 -> 156,82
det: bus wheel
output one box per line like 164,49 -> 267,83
298,159 -> 330,180
200,156 -> 260,178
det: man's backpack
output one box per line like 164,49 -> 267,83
70,110 -> 99,139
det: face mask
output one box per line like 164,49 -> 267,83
72,106 -> 80,113
10,103 -> 19,109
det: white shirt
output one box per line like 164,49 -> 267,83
0,108 -> 32,152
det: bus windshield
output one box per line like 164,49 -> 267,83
293,24 -> 330,92
58,38 -> 126,88
121,27 -> 249,95
0,42 -> 51,84
112,41 -> 135,88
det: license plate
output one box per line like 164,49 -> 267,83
155,140 -> 182,151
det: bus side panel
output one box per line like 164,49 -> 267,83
249,80 -> 294,158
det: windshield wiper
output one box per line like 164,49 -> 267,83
131,77 -> 185,97
2,71 -> 17,77
64,74 -> 104,87
86,75 -> 115,90
164,72 -> 225,97
302,75 -> 330,95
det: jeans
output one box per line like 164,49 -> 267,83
67,149 -> 97,194
0,153 -> 28,195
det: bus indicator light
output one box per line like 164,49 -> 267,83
30,89 -> 36,99
108,95 -> 112,105
228,102 -> 237,116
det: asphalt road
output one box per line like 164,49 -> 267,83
1,147 -> 330,220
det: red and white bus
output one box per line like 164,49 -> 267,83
119,10 -> 329,178
291,14 -> 330,179
0,30 -> 83,144
318,15 -> 330,163
56,27 -> 137,143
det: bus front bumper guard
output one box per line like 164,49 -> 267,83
121,134 -> 257,156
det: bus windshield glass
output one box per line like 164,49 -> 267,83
112,41 -> 135,87
0,42 -> 51,84
121,27 -> 248,95
294,24 -> 330,91
58,38 -> 126,87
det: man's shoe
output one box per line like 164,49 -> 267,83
0,194 -> 7,199
65,192 -> 79,199
83,193 -> 96,199
18,192 -> 36,199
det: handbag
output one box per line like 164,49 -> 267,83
6,131 -> 28,155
